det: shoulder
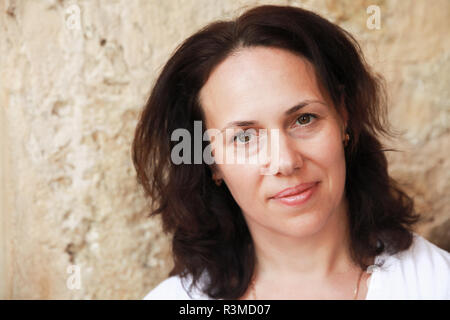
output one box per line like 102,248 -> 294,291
395,232 -> 450,278
143,276 -> 189,300
369,232 -> 450,299
143,273 -> 214,300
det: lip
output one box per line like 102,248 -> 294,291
271,182 -> 319,207
271,181 -> 319,199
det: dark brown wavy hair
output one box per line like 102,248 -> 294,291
132,4 -> 422,299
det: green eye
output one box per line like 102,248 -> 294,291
233,131 -> 253,144
295,113 -> 317,126
230,114 -> 318,145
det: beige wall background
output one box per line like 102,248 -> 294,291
0,0 -> 449,299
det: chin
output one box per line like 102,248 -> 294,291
276,209 -> 329,238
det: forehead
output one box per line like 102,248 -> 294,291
198,46 -> 331,128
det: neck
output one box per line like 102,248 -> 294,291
248,197 -> 358,283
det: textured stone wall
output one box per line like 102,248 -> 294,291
0,0 -> 448,299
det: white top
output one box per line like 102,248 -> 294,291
143,232 -> 450,300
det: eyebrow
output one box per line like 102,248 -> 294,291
220,99 -> 325,133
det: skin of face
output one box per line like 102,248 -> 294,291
199,46 -> 349,246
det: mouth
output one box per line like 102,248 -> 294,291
270,181 -> 319,200
270,181 -> 320,207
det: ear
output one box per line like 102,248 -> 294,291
338,92 -> 349,132
209,163 -> 223,180
343,107 -> 349,131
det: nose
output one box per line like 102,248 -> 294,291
260,130 -> 303,176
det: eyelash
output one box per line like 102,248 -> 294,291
231,113 -> 319,144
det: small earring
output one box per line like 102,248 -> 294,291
343,130 -> 350,147
214,178 -> 222,186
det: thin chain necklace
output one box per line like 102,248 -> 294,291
249,268 -> 365,300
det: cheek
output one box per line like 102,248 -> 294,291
316,135 -> 345,170
209,135 -> 233,165
310,128 -> 347,200
220,164 -> 261,206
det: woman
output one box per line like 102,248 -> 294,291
133,5 -> 450,299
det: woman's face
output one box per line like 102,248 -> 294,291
199,46 -> 348,239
